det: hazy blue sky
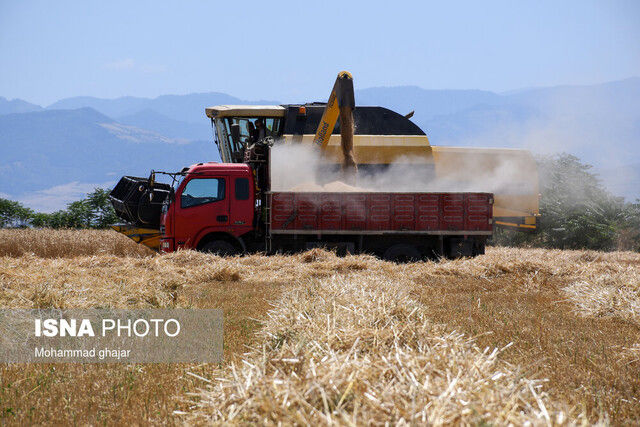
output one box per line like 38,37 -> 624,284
1,0 -> 638,105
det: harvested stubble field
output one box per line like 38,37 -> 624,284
0,229 -> 639,425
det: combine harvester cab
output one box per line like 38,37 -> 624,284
109,176 -> 172,251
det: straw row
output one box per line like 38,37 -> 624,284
185,273 -> 581,424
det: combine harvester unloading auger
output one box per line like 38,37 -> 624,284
312,70 -> 357,179
110,71 -> 539,259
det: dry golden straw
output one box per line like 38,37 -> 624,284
1,230 -> 638,424
184,273 -> 584,425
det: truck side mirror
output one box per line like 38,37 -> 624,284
230,123 -> 241,145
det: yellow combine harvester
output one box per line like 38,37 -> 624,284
112,71 -> 538,252
205,72 -> 539,231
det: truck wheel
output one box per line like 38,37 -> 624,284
446,238 -> 474,258
201,240 -> 237,256
383,244 -> 421,263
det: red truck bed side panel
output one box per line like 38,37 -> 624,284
320,193 -> 341,230
442,194 -> 464,230
416,193 -> 441,230
368,194 -> 391,230
271,193 -> 294,229
344,193 -> 367,230
269,192 -> 492,233
294,194 -> 318,230
466,193 -> 493,231
392,194 -> 416,231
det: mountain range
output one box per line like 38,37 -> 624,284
1,78 -> 638,211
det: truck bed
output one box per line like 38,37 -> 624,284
268,192 -> 493,235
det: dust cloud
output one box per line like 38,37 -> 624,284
269,141 -> 537,196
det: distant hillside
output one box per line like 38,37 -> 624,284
48,92 -> 280,124
116,109 -> 210,140
421,103 -> 544,146
0,96 -> 42,115
502,77 -> 640,162
1,77 -> 639,210
0,108 -> 217,211
356,86 -> 504,118
596,162 -> 640,203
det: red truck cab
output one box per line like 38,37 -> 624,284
160,162 -> 255,253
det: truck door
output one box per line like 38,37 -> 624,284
230,176 -> 254,230
174,176 -> 229,249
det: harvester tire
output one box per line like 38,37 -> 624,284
383,244 -> 421,263
201,240 -> 237,256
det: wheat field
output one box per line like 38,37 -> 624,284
0,229 -> 639,424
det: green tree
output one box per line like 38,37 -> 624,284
30,212 -> 53,228
86,188 -> 118,228
0,198 -> 33,228
65,199 -> 93,228
1,187 -> 118,229
616,201 -> 640,251
494,153 -> 640,251
538,154 -> 626,250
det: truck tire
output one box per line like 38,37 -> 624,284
201,240 -> 237,256
446,238 -> 474,258
383,244 -> 421,263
